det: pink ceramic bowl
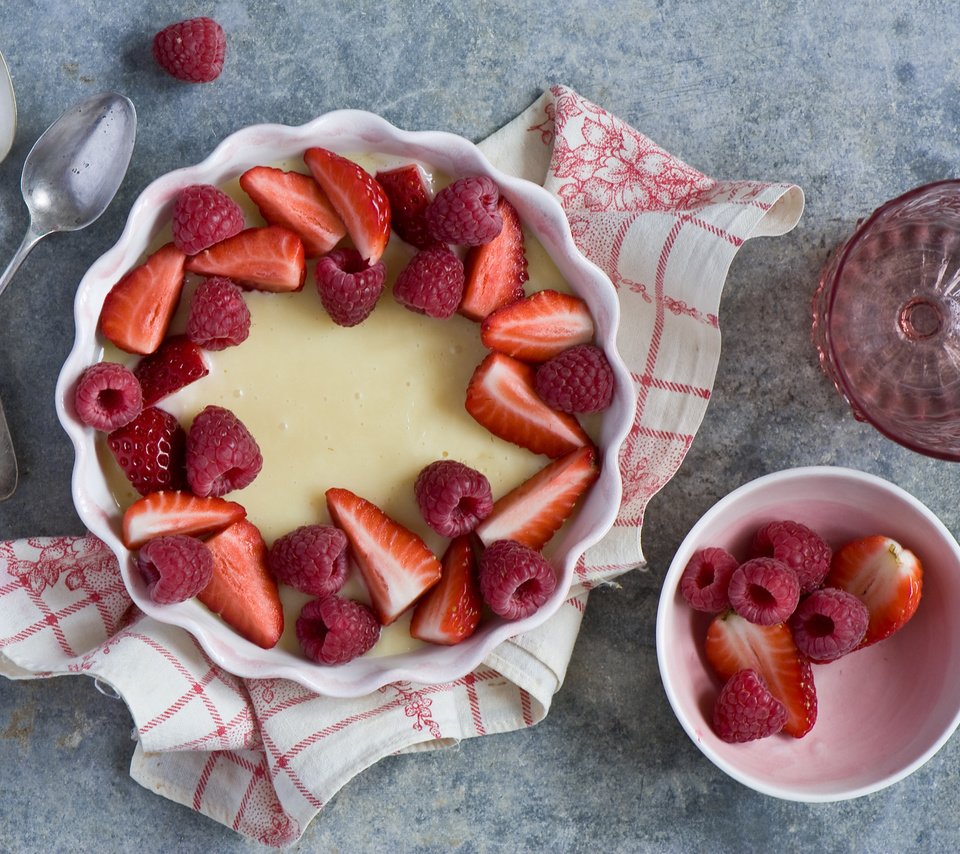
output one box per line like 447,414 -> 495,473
656,466 -> 960,801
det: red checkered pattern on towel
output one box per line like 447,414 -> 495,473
0,86 -> 802,846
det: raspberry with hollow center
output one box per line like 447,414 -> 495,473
478,539 -> 556,620
425,175 -> 502,246
74,362 -> 143,432
153,17 -> 227,83
268,525 -> 349,598
186,404 -> 262,497
314,248 -> 386,326
187,276 -> 251,350
713,668 -> 788,743
679,547 -> 739,612
535,344 -> 614,414
393,247 -> 465,319
296,596 -> 381,665
414,459 -> 494,537
137,535 -> 214,604
727,557 -> 800,625
789,587 -> 869,662
172,184 -> 244,255
751,520 -> 832,593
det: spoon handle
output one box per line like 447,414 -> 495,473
0,395 -> 17,500
0,226 -> 43,301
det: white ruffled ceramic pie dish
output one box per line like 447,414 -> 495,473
55,110 -> 634,697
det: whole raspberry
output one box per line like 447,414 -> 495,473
296,596 -> 380,665
727,557 -> 800,625
425,176 -> 502,245
186,405 -> 262,497
187,276 -> 251,350
712,668 -> 788,743
393,247 -> 465,319
108,406 -> 187,495
789,587 -> 869,662
751,520 -> 832,593
314,248 -> 386,326
535,344 -> 614,414
74,362 -> 143,431
478,539 -> 556,620
137,534 -> 214,604
171,184 -> 244,255
414,459 -> 494,537
268,525 -> 349,598
679,547 -> 739,612
152,17 -> 227,84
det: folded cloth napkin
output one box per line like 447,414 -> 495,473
0,85 -> 802,846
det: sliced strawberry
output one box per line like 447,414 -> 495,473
459,197 -> 528,321
410,535 -> 482,645
133,335 -> 209,406
481,289 -> 595,362
198,519 -> 284,649
122,490 -> 247,549
107,406 -> 187,496
375,163 -> 439,250
705,611 -> 817,738
465,352 -> 591,458
475,446 -> 598,550
238,166 -> 347,258
100,243 -> 186,355
304,147 -> 391,264
825,535 -> 923,646
185,226 -> 306,292
325,487 -> 441,625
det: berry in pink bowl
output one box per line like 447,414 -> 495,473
656,466 -> 960,801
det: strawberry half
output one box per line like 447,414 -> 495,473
705,611 -> 817,738
238,166 -> 347,258
100,243 -> 186,355
375,163 -> 439,250
304,147 -> 391,264
122,490 -> 246,549
825,535 -> 923,646
326,487 -> 441,625
459,197 -> 528,321
185,225 -> 306,292
465,352 -> 592,458
133,335 -> 209,406
107,406 -> 187,496
410,535 -> 482,645
475,446 -> 598,550
480,289 -> 595,362
198,519 -> 284,649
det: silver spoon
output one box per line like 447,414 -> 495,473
0,91 -> 137,500
0,49 -> 16,501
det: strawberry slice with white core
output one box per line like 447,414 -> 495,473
122,490 -> 247,549
410,535 -> 482,645
185,225 -> 306,292
825,535 -> 923,646
480,289 -> 596,362
475,445 -> 599,550
465,352 -> 592,458
238,166 -> 347,257
705,611 -> 818,738
304,147 -> 392,264
326,487 -> 441,625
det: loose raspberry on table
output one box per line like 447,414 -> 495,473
186,276 -> 251,350
296,596 -> 380,665
425,175 -> 502,246
171,184 -> 245,255
186,405 -> 262,497
414,459 -> 494,537
137,534 -> 214,604
727,556 -> 800,625
152,17 -> 227,83
534,344 -> 614,414
713,668 -> 788,743
789,587 -> 869,662
393,247 -> 465,319
679,547 -> 739,612
478,539 -> 556,620
751,520 -> 832,593
314,248 -> 386,327
268,525 -> 350,598
74,362 -> 143,432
